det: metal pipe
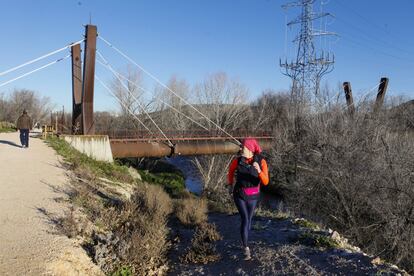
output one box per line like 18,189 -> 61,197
110,139 -> 273,158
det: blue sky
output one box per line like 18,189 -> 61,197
0,0 -> 413,111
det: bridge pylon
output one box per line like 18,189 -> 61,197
71,24 -> 97,135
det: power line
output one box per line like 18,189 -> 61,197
339,33 -> 414,64
334,16 -> 413,57
334,0 -> 412,47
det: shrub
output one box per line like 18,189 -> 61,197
272,103 -> 414,273
298,232 -> 339,249
181,222 -> 222,264
0,121 -> 16,132
294,218 -> 320,230
175,197 -> 208,226
96,184 -> 173,275
111,266 -> 132,276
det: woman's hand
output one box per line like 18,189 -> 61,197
253,162 -> 261,173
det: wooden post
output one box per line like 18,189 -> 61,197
71,43 -> 82,134
81,24 -> 97,135
55,114 -> 58,133
343,82 -> 355,116
61,106 -> 66,132
374,77 -> 389,112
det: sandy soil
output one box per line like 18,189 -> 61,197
0,131 -> 102,275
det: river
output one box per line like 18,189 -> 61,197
165,156 -> 203,195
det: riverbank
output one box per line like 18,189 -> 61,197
45,137 -> 408,275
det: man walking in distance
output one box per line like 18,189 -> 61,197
16,110 -> 33,148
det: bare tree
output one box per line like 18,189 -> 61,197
0,93 -> 7,121
249,90 -> 291,132
111,65 -> 146,130
193,72 -> 249,131
153,76 -> 191,133
191,72 -> 250,192
1,89 -> 53,126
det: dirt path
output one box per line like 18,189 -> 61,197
168,213 -> 405,275
0,132 -> 102,275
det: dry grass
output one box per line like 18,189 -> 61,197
181,222 -> 222,264
175,197 -> 208,227
95,184 -> 173,275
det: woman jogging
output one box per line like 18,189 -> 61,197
227,138 -> 269,260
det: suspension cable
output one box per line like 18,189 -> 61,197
0,39 -> 84,77
341,80 -> 384,111
95,74 -> 154,134
95,55 -> 174,147
98,35 -> 242,146
96,51 -> 209,131
0,54 -> 71,88
94,58 -> 174,147
358,81 -> 384,103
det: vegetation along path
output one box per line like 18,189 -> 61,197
0,132 -> 101,275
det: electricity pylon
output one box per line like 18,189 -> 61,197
280,0 -> 336,106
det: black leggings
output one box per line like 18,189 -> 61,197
233,194 -> 258,247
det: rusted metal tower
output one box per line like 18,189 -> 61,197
81,25 -> 97,135
71,43 -> 82,134
71,24 -> 97,135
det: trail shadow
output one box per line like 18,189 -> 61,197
0,139 -> 22,148
35,206 -> 67,236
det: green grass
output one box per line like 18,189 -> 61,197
139,169 -> 186,198
294,218 -> 320,230
111,266 -> 133,276
0,127 -> 16,133
46,136 -> 186,197
0,122 -> 16,133
45,136 -> 134,183
299,232 -> 339,249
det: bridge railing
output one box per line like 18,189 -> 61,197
97,129 -> 273,141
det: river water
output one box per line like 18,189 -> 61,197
164,156 -> 203,195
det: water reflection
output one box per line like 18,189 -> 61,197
165,156 -> 203,195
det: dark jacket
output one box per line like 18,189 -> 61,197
235,156 -> 262,189
16,114 -> 33,130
